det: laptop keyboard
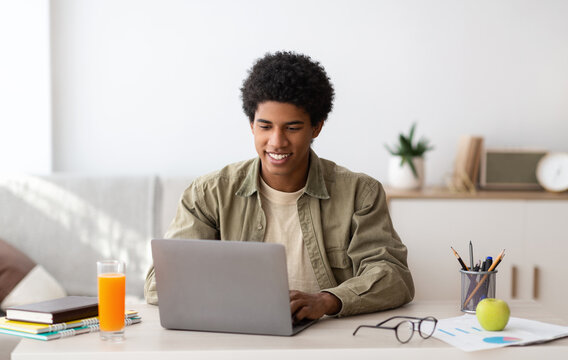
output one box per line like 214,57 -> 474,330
292,317 -> 316,332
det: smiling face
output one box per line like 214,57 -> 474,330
250,101 -> 323,192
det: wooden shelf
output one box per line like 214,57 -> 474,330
385,186 -> 568,201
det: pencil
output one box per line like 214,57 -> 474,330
451,247 -> 469,271
463,249 -> 505,308
494,253 -> 505,269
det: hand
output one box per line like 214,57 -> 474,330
289,290 -> 341,322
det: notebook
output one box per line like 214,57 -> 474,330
151,239 -> 317,336
0,310 -> 139,334
0,316 -> 141,341
5,296 -> 98,324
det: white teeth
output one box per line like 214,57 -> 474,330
268,153 -> 290,160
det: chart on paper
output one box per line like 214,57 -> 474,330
433,314 -> 568,352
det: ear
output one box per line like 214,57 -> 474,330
250,120 -> 254,133
311,121 -> 324,139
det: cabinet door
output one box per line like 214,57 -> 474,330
524,201 -> 568,318
389,199 -> 527,302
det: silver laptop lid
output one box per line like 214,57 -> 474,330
151,239 -> 298,336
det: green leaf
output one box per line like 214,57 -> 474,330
399,135 -> 412,154
408,123 -> 416,145
384,123 -> 433,158
384,144 -> 396,155
415,139 -> 428,156
407,156 -> 419,178
398,155 -> 419,178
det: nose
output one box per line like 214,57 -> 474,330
268,128 -> 289,148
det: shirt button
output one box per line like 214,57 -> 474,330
257,224 -> 263,230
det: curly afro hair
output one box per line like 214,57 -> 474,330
241,51 -> 335,126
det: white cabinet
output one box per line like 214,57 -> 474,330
389,194 -> 568,317
523,201 -> 568,317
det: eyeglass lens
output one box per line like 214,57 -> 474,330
418,317 -> 437,338
395,321 -> 414,343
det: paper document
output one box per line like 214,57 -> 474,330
433,314 -> 568,352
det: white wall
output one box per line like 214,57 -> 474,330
0,0 -> 51,173
50,0 -> 568,185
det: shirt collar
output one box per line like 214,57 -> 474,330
304,149 -> 330,199
236,149 -> 330,200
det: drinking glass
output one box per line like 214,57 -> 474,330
97,260 -> 126,341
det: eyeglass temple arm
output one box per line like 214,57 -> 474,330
381,315 -> 425,322
353,324 -> 398,336
353,325 -> 379,336
378,316 -> 436,327
376,316 -> 412,327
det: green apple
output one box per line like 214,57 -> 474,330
476,298 -> 510,331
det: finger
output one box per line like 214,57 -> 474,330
289,290 -> 303,300
290,297 -> 306,315
294,305 -> 309,321
295,304 -> 321,321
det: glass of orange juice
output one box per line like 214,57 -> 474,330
97,260 -> 126,341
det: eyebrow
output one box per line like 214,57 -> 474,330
256,119 -> 305,126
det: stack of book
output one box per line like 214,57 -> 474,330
0,296 -> 141,341
449,135 -> 484,193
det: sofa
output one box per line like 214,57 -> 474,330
0,174 -> 194,358
0,174 -> 194,309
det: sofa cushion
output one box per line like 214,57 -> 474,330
0,238 -> 35,304
1,264 -> 67,311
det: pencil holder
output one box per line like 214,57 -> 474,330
459,270 -> 497,313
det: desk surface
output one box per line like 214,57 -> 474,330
9,301 -> 568,360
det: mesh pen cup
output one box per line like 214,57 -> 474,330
460,270 -> 497,313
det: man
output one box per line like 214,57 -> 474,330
145,51 -> 414,320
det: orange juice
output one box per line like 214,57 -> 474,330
97,273 -> 125,332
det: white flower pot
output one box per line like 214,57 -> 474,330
388,156 -> 425,190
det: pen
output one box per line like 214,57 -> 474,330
451,247 -> 469,271
473,260 -> 480,272
485,256 -> 493,271
481,256 -> 492,272
463,249 -> 505,307
469,241 -> 474,270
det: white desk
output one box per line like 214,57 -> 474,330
10,301 -> 568,359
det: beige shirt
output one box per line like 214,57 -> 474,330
259,177 -> 320,293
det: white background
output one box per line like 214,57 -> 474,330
3,0 -> 568,185
0,0 -> 51,173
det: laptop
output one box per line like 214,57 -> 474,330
151,239 -> 317,336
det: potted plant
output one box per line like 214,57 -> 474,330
385,123 -> 433,190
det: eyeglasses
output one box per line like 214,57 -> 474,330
352,316 -> 438,344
